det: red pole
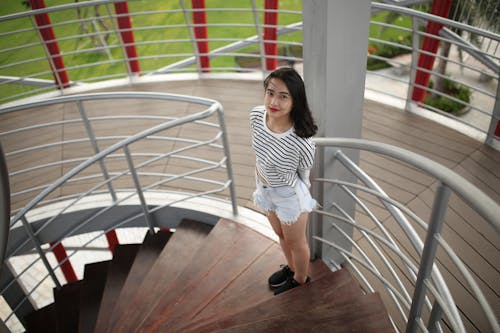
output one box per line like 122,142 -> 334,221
50,242 -> 77,283
29,0 -> 70,89
191,0 -> 210,72
495,120 -> 500,138
105,230 -> 119,254
114,2 -> 141,75
411,0 -> 452,102
264,0 -> 279,71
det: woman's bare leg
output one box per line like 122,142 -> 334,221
281,212 -> 310,283
267,211 -> 295,271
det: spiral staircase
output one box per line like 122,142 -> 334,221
22,218 -> 393,333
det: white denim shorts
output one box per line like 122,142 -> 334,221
252,176 -> 316,225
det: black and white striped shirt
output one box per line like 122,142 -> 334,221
250,106 -> 315,187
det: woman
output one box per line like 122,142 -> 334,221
250,67 -> 318,295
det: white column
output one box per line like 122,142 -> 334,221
303,0 -> 371,266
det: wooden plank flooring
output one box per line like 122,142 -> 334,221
1,78 -> 499,331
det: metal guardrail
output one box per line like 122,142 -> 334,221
311,137 -> 500,333
0,92 -> 236,330
0,1 -> 498,146
367,3 -> 500,147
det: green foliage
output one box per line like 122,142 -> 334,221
366,10 -> 414,70
424,78 -> 472,115
366,34 -> 412,70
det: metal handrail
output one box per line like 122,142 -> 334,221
312,137 -> 500,333
313,138 -> 499,228
0,142 -> 9,275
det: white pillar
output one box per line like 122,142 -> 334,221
303,0 -> 371,266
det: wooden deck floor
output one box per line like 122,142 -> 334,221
1,78 -> 499,331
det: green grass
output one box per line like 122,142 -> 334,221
367,11 -> 414,70
0,1 -> 303,101
0,1 -> 415,102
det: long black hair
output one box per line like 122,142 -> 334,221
264,67 -> 317,138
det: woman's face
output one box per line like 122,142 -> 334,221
264,78 -> 293,122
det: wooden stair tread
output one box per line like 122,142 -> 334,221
209,293 -> 393,333
183,245 -> 332,331
92,243 -> 140,332
182,268 -> 363,333
142,219 -> 276,332
53,279 -> 83,333
107,219 -> 212,333
78,260 -> 110,333
24,303 -> 56,333
186,242 -> 286,324
21,219 -> 394,333
106,229 -> 172,331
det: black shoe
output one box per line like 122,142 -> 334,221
273,276 -> 311,295
268,265 -> 294,288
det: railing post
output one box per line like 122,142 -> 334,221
191,0 -> 210,73
308,146 -> 324,260
216,107 -> 238,216
123,146 -> 155,233
105,230 -> 119,254
0,142 -> 10,275
406,16 -> 420,112
406,182 -> 451,333
113,2 -> 141,78
485,78 -> 500,148
77,100 -> 118,202
264,0 -> 278,71
250,0 -> 267,79
49,242 -> 77,283
20,217 -> 61,289
411,0 -> 452,103
427,300 -> 443,333
29,0 -> 70,89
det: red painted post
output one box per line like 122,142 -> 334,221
191,0 -> 210,72
264,0 -> 279,71
495,120 -> 500,138
105,230 -> 120,254
411,0 -> 452,102
50,242 -> 77,283
29,0 -> 70,89
114,2 -> 141,76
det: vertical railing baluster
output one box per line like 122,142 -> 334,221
123,146 -> 155,233
216,105 -> 238,216
406,16 -> 420,113
485,79 -> 500,147
0,142 -> 10,274
77,100 -> 118,202
250,0 -> 267,79
406,182 -> 451,333
308,145 -> 324,260
20,216 -> 61,289
427,300 -> 443,333
180,0 -> 202,75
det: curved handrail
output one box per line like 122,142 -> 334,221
6,92 -> 223,226
0,91 -> 218,114
312,137 -> 500,332
313,137 -> 500,230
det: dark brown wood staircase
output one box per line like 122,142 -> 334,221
23,218 -> 394,332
